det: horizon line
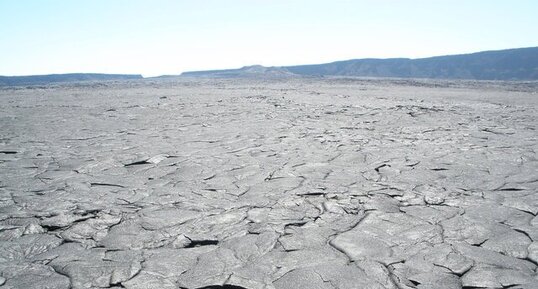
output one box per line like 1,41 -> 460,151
1,45 -> 537,78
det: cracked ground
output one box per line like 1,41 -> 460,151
0,78 -> 537,289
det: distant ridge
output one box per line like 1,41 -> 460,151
3,47 -> 537,84
0,73 -> 143,86
181,47 -> 538,80
180,65 -> 295,78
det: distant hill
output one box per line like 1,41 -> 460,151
0,73 -> 143,86
180,65 -> 295,78
3,47 -> 537,83
181,47 -> 538,80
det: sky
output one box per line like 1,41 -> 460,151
1,0 -> 537,77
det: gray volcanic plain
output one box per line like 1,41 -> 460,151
0,77 -> 537,288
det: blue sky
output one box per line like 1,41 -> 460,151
1,0 -> 537,76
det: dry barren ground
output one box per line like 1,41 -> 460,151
0,78 -> 537,289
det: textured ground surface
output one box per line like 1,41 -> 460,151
0,78 -> 537,289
